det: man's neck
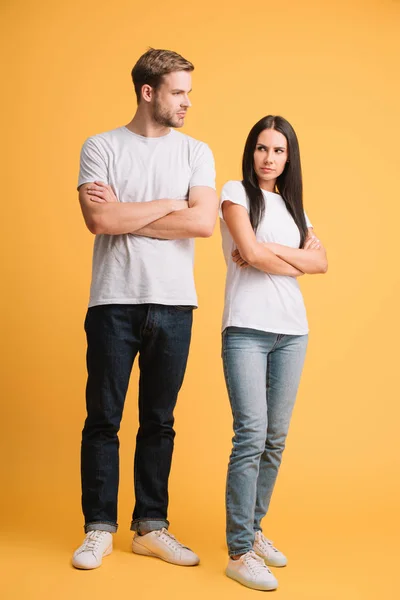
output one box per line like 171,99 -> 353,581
125,111 -> 171,138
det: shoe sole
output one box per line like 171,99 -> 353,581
264,557 -> 287,568
72,544 -> 113,570
254,550 -> 287,568
226,568 -> 278,591
131,539 -> 199,566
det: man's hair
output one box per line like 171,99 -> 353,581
131,48 -> 194,103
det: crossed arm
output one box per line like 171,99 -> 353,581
222,201 -> 328,276
263,238 -> 328,274
78,182 -> 218,239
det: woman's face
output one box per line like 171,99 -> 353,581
253,128 -> 288,189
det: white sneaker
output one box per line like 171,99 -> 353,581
253,531 -> 287,567
72,530 -> 113,569
132,528 -> 200,566
226,550 -> 278,591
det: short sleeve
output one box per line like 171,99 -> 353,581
219,180 -> 249,220
77,137 -> 109,189
304,211 -> 313,228
189,143 -> 216,190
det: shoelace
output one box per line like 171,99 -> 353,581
81,531 -> 108,554
256,533 -> 279,554
156,528 -> 189,551
243,551 -> 271,576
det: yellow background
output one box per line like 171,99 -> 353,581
1,0 -> 399,598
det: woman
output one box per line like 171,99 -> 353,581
220,115 -> 327,591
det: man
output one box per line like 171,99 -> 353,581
72,48 -> 217,570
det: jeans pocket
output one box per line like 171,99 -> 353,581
173,305 -> 194,312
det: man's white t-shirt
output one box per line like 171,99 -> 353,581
78,126 -> 216,308
220,180 -> 312,335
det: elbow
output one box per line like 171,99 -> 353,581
195,220 -> 215,238
310,260 -> 328,274
240,244 -> 259,265
320,259 -> 328,274
86,214 -> 107,235
199,224 -> 214,238
88,222 -> 101,235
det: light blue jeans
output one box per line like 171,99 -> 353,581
223,327 -> 308,556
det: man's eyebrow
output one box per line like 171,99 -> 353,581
171,88 -> 192,93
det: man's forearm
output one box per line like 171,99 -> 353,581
134,206 -> 214,239
85,198 -> 181,235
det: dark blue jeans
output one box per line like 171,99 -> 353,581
81,303 -> 193,534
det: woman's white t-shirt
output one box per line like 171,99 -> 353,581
220,180 -> 312,335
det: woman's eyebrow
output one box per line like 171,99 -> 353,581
256,144 -> 287,150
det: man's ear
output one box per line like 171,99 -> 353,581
141,84 -> 153,103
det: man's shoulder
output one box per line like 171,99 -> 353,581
171,129 -> 211,152
82,127 -> 126,150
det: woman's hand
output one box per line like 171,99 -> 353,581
87,181 -> 118,203
232,248 -> 249,268
304,233 -> 321,250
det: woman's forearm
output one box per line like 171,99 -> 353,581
269,244 -> 328,274
242,243 -> 304,277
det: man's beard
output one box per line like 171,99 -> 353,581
153,97 -> 182,128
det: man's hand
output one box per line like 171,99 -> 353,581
87,181 -> 118,203
87,181 -> 189,212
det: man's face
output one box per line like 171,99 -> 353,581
152,70 -> 192,128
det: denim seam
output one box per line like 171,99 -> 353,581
222,336 -> 235,537
131,518 -> 169,523
85,520 -> 117,526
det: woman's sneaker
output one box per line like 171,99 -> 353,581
72,531 -> 113,569
226,550 -> 278,591
253,531 -> 287,567
132,528 -> 200,566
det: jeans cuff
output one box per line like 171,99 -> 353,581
130,518 -> 169,535
228,545 -> 254,557
85,521 -> 118,534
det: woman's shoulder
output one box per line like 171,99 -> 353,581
221,180 -> 246,198
221,179 -> 244,189
220,180 -> 249,213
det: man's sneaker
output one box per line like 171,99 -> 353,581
72,531 -> 113,569
132,528 -> 200,566
226,550 -> 278,591
253,531 -> 287,567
